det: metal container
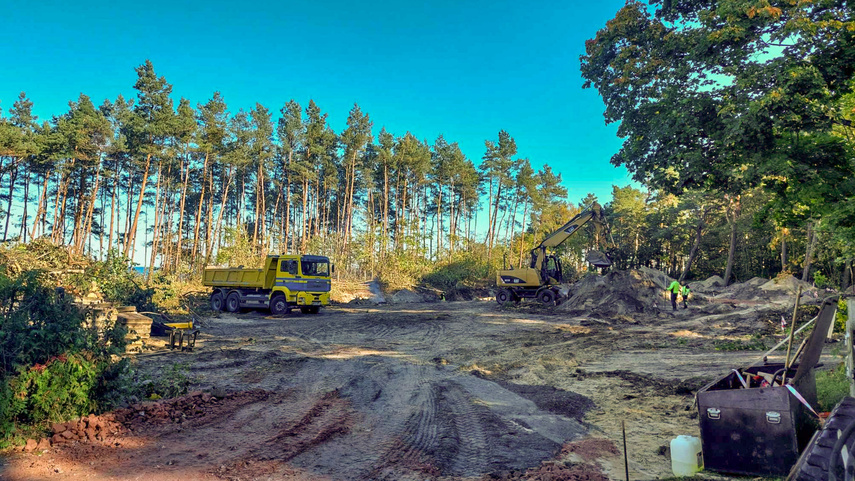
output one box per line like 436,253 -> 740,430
697,364 -> 816,476
697,296 -> 839,476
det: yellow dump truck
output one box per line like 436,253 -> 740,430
203,254 -> 332,315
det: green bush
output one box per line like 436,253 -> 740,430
836,298 -> 848,334
0,269 -> 130,447
813,271 -> 829,289
73,250 -> 155,311
817,363 -> 850,412
1,270 -> 89,376
421,256 -> 491,291
1,353 -> 100,429
135,362 -> 192,400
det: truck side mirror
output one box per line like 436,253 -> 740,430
332,264 -> 335,274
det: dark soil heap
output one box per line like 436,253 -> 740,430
558,268 -> 669,318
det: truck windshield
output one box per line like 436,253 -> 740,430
302,260 -> 329,276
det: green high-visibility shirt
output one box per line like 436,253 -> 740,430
682,286 -> 690,296
667,280 -> 681,293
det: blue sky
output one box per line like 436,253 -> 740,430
1,0 -> 636,205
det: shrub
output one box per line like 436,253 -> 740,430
73,250 -> 155,311
421,255 -> 491,291
817,363 -> 850,412
135,362 -> 192,400
0,269 -> 130,447
835,298 -> 848,334
0,270 -> 89,376
1,353 -> 100,430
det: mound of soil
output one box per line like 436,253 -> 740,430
559,269 -> 667,318
711,274 -> 815,305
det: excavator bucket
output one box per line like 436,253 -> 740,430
585,250 -> 612,268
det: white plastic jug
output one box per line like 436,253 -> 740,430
671,435 -> 703,476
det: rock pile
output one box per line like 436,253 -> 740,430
22,391 -> 228,453
23,413 -> 126,452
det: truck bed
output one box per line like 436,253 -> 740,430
203,268 -> 268,289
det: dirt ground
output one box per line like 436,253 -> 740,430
0,272 -> 841,481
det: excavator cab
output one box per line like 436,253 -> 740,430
543,255 -> 562,284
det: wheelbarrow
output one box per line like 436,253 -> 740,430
142,312 -> 200,351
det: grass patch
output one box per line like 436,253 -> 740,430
817,362 -> 850,412
713,338 -> 767,351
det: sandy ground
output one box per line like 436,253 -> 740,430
0,297 -> 839,481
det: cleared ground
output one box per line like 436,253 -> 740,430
0,291 -> 837,480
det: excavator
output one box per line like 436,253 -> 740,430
495,201 -> 612,305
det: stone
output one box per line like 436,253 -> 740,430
23,439 -> 37,452
61,431 -> 74,439
52,423 -> 67,434
36,438 -> 51,451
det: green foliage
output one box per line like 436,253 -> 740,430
713,336 -> 767,352
1,353 -> 99,432
817,363 -> 850,413
0,269 -> 130,447
376,251 -> 432,291
813,271 -> 829,289
0,270 -> 89,376
134,362 -> 192,400
835,298 -> 848,335
216,226 -> 263,268
421,254 -> 492,291
75,250 -> 155,310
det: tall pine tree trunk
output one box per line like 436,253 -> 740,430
191,153 -> 209,266
124,154 -> 152,258
147,162 -> 164,280
80,163 -> 103,255
19,168 -> 30,243
722,196 -> 740,286
3,163 -> 18,242
30,170 -> 50,240
209,168 -> 233,264
679,210 -> 705,283
802,222 -> 818,282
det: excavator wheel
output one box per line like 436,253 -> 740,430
496,289 -> 513,305
538,289 -> 556,306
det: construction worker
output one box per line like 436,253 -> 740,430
681,284 -> 691,309
667,279 -> 681,311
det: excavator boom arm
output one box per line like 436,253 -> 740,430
535,207 -> 598,250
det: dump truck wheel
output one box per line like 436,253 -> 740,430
308,306 -> 320,314
538,289 -> 556,306
496,289 -> 512,304
788,396 -> 855,481
269,295 -> 288,316
210,292 -> 224,311
225,292 -> 241,313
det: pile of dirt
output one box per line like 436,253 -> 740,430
389,286 -> 442,303
21,391 -> 230,453
711,274 -> 815,305
559,269 -> 668,318
688,275 -> 725,294
487,439 -> 618,481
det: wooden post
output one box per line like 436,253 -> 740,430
784,286 -> 803,376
